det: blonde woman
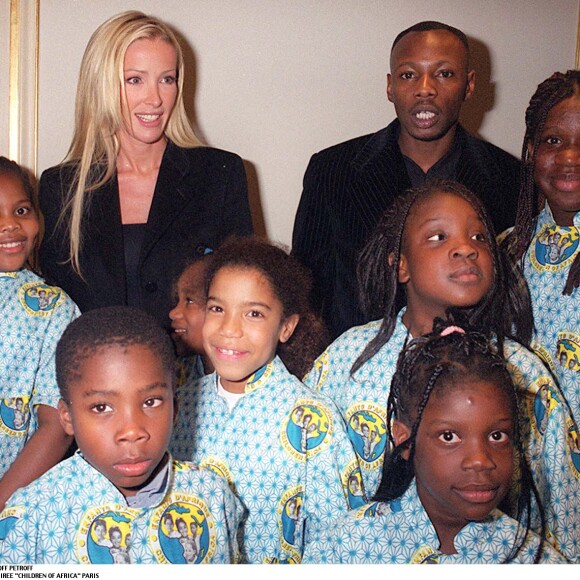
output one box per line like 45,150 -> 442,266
39,11 -> 252,329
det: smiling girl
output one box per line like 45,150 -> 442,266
0,157 -> 79,511
170,237 -> 355,563
503,70 -> 580,423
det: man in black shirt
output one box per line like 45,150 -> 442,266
292,21 -> 519,339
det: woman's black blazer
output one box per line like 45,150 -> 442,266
39,141 -> 253,329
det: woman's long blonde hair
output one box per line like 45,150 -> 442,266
61,10 -> 201,274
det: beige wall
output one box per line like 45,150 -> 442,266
0,2 -> 11,158
6,0 -> 580,245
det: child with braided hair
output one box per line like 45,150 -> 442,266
304,179 -> 580,561
307,326 -> 565,563
502,70 -> 580,422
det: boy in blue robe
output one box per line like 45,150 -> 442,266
0,306 -> 241,564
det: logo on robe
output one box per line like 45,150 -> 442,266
199,457 -> 235,488
0,506 -> 25,541
342,461 -> 366,509
307,351 -> 329,389
150,493 -> 216,564
565,417 -> 580,480
410,545 -> 440,564
245,362 -> 273,393
0,396 -> 31,436
77,505 -> 135,564
360,500 -> 396,519
278,486 -> 304,555
531,225 -> 579,272
346,403 -> 387,468
556,332 -> 580,372
531,340 -> 557,373
18,282 -> 63,316
528,381 -> 560,437
281,399 -> 333,461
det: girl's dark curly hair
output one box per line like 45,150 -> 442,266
0,157 -> 36,202
504,70 -> 580,295
352,179 -> 533,375
205,236 -> 329,378
373,321 -> 545,564
171,250 -> 214,307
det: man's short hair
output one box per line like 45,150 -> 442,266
56,306 -> 176,400
391,21 -> 469,53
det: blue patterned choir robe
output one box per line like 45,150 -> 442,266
170,355 -> 361,563
519,204 -> 580,423
305,480 -> 566,564
0,453 -> 242,564
304,310 -> 580,562
0,269 -> 79,476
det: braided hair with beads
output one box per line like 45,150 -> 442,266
504,70 -> 580,295
373,321 -> 545,564
351,179 -> 533,375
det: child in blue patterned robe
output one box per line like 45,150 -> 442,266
310,482 -> 564,564
0,158 -> 79,510
170,238 -> 357,563
0,307 -> 241,564
307,328 -> 566,564
304,180 -> 580,562
502,70 -> 580,423
0,453 -> 241,564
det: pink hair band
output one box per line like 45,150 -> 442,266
440,325 -> 465,336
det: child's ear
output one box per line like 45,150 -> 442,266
392,420 -> 412,460
398,254 -> 410,284
58,399 -> 75,437
279,314 -> 300,344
